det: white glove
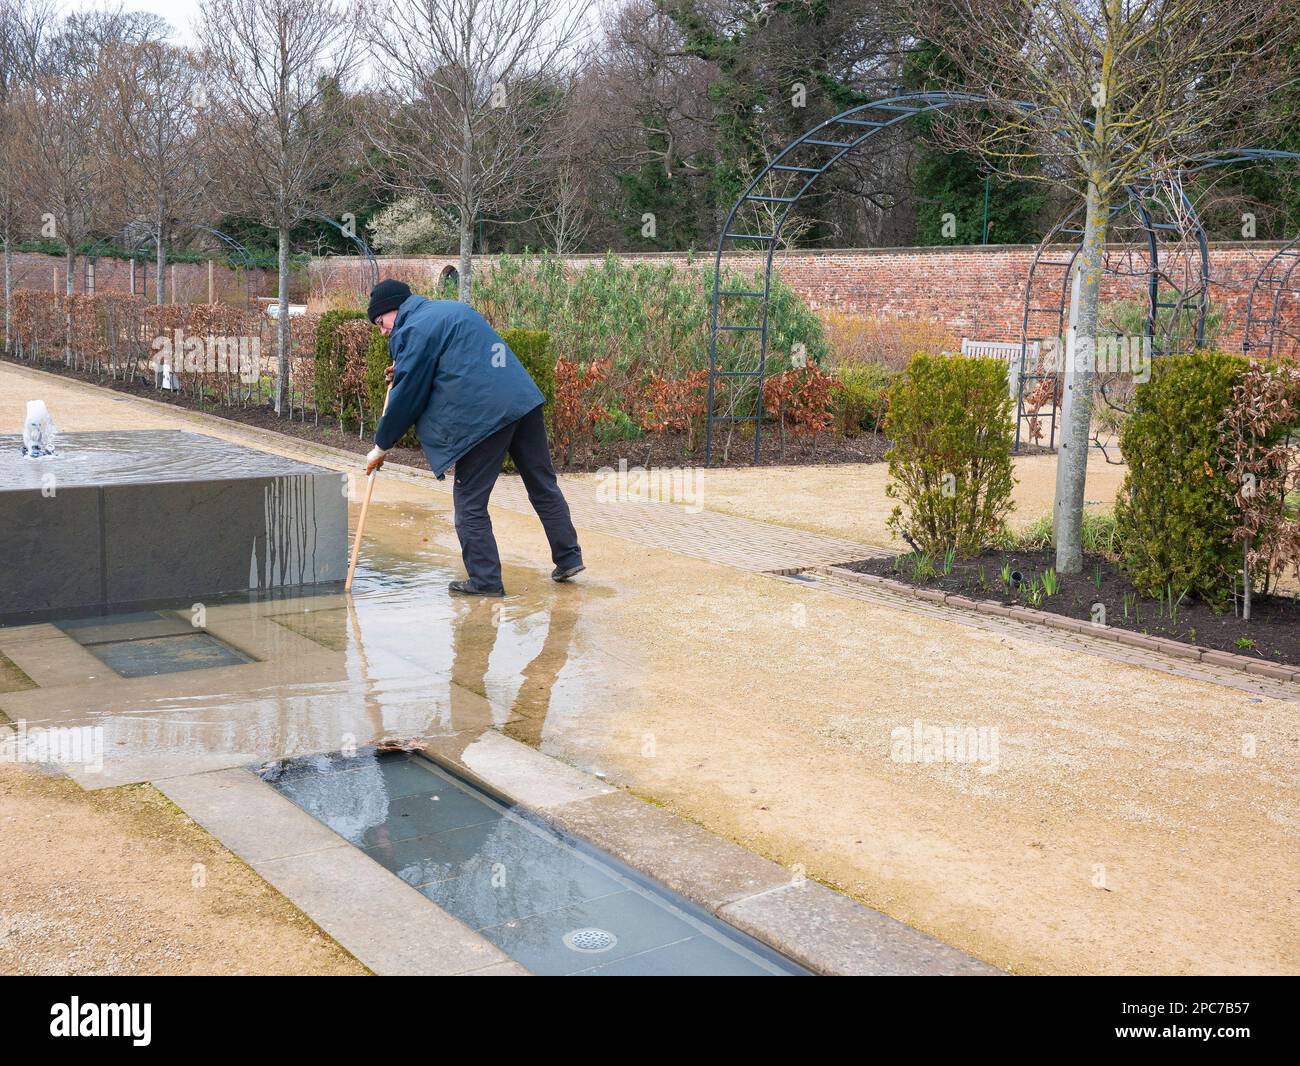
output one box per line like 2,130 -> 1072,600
366,445 -> 388,474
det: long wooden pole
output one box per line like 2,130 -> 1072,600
344,382 -> 392,592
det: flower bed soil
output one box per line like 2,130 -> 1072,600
3,354 -> 888,471
844,548 -> 1300,669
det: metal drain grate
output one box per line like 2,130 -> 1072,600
563,927 -> 618,954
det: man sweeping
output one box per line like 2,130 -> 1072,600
363,279 -> 585,596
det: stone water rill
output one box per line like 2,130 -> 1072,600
0,429 -> 349,621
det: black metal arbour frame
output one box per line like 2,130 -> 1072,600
1014,179 -> 1211,450
184,224 -> 263,307
705,91 -> 1036,466
311,213 -> 380,290
706,103 -> 1300,465
1243,235 -> 1300,358
1180,151 -> 1300,360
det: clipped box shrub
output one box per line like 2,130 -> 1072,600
884,354 -> 1015,556
500,328 -> 555,427
1115,350 -> 1247,606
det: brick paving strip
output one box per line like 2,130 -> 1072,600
7,361 -> 1295,701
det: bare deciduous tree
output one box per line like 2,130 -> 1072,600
0,0 -> 53,348
101,34 -> 210,305
363,0 -> 595,300
198,0 -> 356,413
917,0 -> 1300,572
8,31 -> 106,306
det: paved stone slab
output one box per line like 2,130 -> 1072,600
719,881 -> 1003,976
156,767 -> 347,863
544,790 -> 794,912
464,961 -> 533,976
158,766 -> 527,976
252,845 -> 518,976
447,729 -> 617,811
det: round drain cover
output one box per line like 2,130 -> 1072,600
563,927 -> 618,953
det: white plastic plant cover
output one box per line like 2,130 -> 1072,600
22,399 -> 56,458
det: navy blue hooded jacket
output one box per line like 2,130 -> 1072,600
373,296 -> 544,478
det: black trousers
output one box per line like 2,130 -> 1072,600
451,404 -> 582,591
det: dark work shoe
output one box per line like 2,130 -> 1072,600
551,563 -> 586,583
449,580 -> 505,597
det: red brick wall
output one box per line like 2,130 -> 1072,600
310,242 -> 1300,357
3,251 -> 274,305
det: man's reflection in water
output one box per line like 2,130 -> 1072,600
506,598 -> 578,748
446,594 -> 577,745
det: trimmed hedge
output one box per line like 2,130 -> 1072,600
313,308 -> 367,416
884,354 -> 1015,557
501,328 -> 555,428
1115,350 -> 1247,606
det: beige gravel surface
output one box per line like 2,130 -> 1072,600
3,362 -> 1296,976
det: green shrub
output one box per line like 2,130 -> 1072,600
468,250 -> 828,380
1115,350 -> 1247,605
834,364 -> 895,435
501,328 -> 555,427
884,354 -> 1015,557
361,326 -> 418,448
314,309 -> 367,416
595,406 -> 644,444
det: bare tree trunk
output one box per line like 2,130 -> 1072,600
457,219 -> 472,303
156,220 -> 166,306
1054,179 -> 1109,574
64,247 -> 74,366
275,224 -> 290,414
3,243 -> 11,353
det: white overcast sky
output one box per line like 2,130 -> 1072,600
72,0 -> 204,43
67,0 -> 610,48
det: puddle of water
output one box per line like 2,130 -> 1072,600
261,747 -> 808,976
0,430 -> 322,490
0,498 -> 628,786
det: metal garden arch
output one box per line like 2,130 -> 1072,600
703,91 -> 1184,464
705,92 -> 1008,465
1181,151 -> 1300,359
704,95 -> 1298,463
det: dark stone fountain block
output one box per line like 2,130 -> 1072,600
0,430 -> 349,621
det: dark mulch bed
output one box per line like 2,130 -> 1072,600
562,429 -> 889,471
845,548 -> 1300,668
3,354 -> 890,471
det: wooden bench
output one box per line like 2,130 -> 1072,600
960,339 -> 1041,399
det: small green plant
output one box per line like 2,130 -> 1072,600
1122,591 -> 1132,621
1235,636 -> 1257,650
1093,566 -> 1103,591
942,547 -> 956,576
1000,558 -> 1012,588
911,551 -> 936,581
595,406 -> 644,444
834,363 -> 896,435
1015,513 -> 1054,551
1042,568 -> 1059,597
1167,584 -> 1188,630
977,564 -> 987,587
1025,575 -> 1043,607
